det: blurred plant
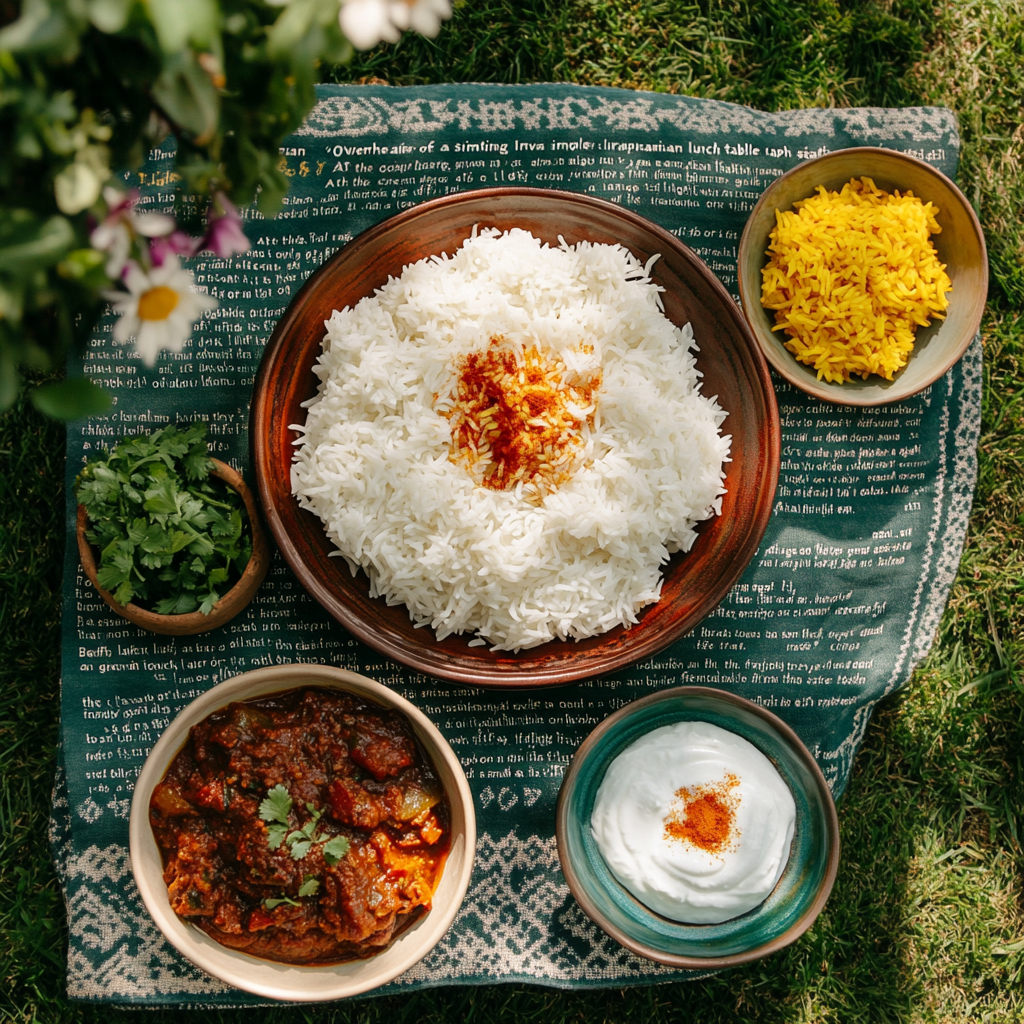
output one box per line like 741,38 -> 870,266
0,0 -> 450,420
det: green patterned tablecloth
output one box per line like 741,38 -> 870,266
51,84 -> 979,1004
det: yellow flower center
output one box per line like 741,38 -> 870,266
137,285 -> 179,321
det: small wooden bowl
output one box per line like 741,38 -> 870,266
77,459 -> 271,636
737,147 -> 987,405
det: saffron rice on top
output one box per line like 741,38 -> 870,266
291,228 -> 731,652
760,176 -> 952,383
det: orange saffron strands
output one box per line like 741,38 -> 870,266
663,773 -> 741,855
439,336 -> 601,499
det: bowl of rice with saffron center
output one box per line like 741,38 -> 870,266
252,189 -> 779,687
737,147 -> 987,406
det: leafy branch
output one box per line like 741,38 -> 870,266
0,0 -> 451,419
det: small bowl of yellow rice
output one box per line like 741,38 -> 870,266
737,147 -> 987,405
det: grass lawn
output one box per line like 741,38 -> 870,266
2,1 -> 1023,1021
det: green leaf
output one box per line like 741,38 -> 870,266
146,0 -> 219,53
266,823 -> 288,851
57,248 -> 110,290
87,0 -> 134,33
259,785 -> 292,826
297,876 -> 320,898
165,529 -> 192,555
138,522 -> 169,552
151,52 -> 220,142
143,471 -> 183,516
266,0 -> 319,58
289,839 -> 312,860
0,281 -> 25,324
31,377 -> 112,421
322,836 -> 350,866
182,445 -> 210,482
0,348 -> 19,414
0,214 -> 75,275
263,895 -> 299,909
95,541 -> 134,590
0,0 -> 86,58
256,166 -> 290,218
154,591 -> 197,614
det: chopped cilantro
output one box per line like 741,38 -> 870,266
74,423 -> 252,615
259,787 -> 350,874
259,784 -> 293,826
263,895 -> 300,909
265,823 -> 288,851
297,876 -> 320,898
323,836 -> 350,866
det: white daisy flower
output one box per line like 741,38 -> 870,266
340,0 -> 400,49
339,0 -> 450,49
404,0 -> 451,37
105,256 -> 218,366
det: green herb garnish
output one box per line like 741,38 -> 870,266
322,836 -> 350,866
297,875 -> 320,898
258,789 -> 349,910
74,423 -> 251,614
263,895 -> 300,909
259,784 -> 293,851
258,787 -> 350,864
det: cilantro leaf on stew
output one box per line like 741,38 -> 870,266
259,785 -> 293,826
323,836 -> 350,866
289,839 -> 313,860
259,787 -> 351,865
298,876 -> 320,898
264,896 -> 300,909
266,823 -> 288,851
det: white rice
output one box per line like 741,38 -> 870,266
290,228 -> 731,652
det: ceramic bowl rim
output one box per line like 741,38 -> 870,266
736,146 -> 987,407
555,685 -> 840,969
129,664 -> 476,1001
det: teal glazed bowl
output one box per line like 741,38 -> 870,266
556,687 -> 839,969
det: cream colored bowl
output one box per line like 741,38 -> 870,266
129,664 -> 475,1001
737,146 -> 987,405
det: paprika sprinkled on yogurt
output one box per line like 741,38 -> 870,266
664,773 -> 741,855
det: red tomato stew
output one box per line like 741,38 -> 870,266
149,687 -> 450,964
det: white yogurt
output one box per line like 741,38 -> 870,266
590,720 -> 796,924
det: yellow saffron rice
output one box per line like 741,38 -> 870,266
760,176 -> 952,383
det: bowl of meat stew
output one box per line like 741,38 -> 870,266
129,664 -> 475,1001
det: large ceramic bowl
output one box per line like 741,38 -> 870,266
252,188 -> 779,687
556,687 -> 839,968
129,664 -> 476,1001
737,147 -> 987,405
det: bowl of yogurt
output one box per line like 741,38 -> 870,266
555,687 -> 839,968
